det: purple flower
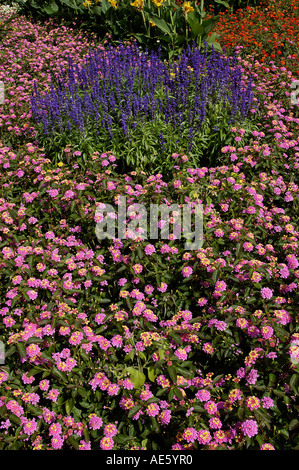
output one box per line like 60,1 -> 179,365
144,244 -> 156,255
241,419 -> 258,438
261,287 -> 273,299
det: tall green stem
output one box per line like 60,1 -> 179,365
200,0 -> 204,23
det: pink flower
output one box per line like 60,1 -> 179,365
133,263 -> 143,274
107,384 -> 120,396
260,443 -> 275,450
209,417 -> 222,429
0,371 -> 8,385
100,436 -> 114,450
111,335 -> 123,348
123,378 -> 134,390
182,427 -> 197,443
246,396 -> 260,410
49,423 -> 62,436
27,289 -> 38,300
175,348 -> 188,360
144,244 -> 156,255
262,397 -> 274,409
69,331 -> 83,345
157,282 -> 167,293
26,344 -> 41,358
51,436 -> 64,449
173,180 -> 182,188
182,266 -> 193,278
45,231 -> 55,239
261,287 -> 273,299
241,419 -> 258,438
202,343 -> 214,355
197,429 -> 212,445
104,423 -> 118,437
47,389 -> 59,402
261,325 -> 273,339
146,403 -> 160,417
89,415 -> 103,430
195,389 -> 211,402
39,379 -> 50,391
158,409 -> 171,426
23,419 -> 37,436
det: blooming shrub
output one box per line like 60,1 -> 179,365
30,40 -> 257,173
214,0 -> 299,75
0,3 -> 298,451
0,137 -> 298,449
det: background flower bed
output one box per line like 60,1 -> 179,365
0,0 -> 298,451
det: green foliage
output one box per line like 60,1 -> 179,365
14,0 -> 224,60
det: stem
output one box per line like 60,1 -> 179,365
200,0 -> 204,24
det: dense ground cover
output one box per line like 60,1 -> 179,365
0,0 -> 298,451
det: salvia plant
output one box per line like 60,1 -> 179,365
30,40 -> 258,174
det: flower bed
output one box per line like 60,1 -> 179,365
0,0 -> 298,451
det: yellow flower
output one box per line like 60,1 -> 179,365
108,0 -> 117,7
83,0 -> 92,7
152,0 -> 164,7
58,162 -> 64,167
182,1 -> 194,14
131,0 -> 144,9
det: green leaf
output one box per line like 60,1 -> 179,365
268,373 -> 277,387
212,374 -> 224,385
214,0 -> 230,8
17,343 -> 27,358
167,365 -> 177,384
101,0 -> 111,14
279,428 -> 289,439
212,269 -> 219,283
173,387 -> 184,400
193,405 -> 204,412
26,404 -> 42,416
169,330 -> 183,346
273,389 -> 285,397
60,0 -> 78,8
289,419 -> 299,431
78,386 -> 87,398
9,414 -> 21,426
65,398 -> 75,415
168,388 -> 175,401
51,367 -> 68,383
148,366 -> 157,382
5,345 -> 16,358
206,34 -> 223,52
126,367 -> 146,389
187,17 -> 204,38
148,15 -> 172,35
128,405 -> 143,419
67,435 -> 80,450
26,366 -> 44,377
83,427 -> 90,443
237,405 -> 245,420
158,349 -> 165,360
290,373 -> 299,391
44,1 -> 59,15
201,17 -> 219,34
